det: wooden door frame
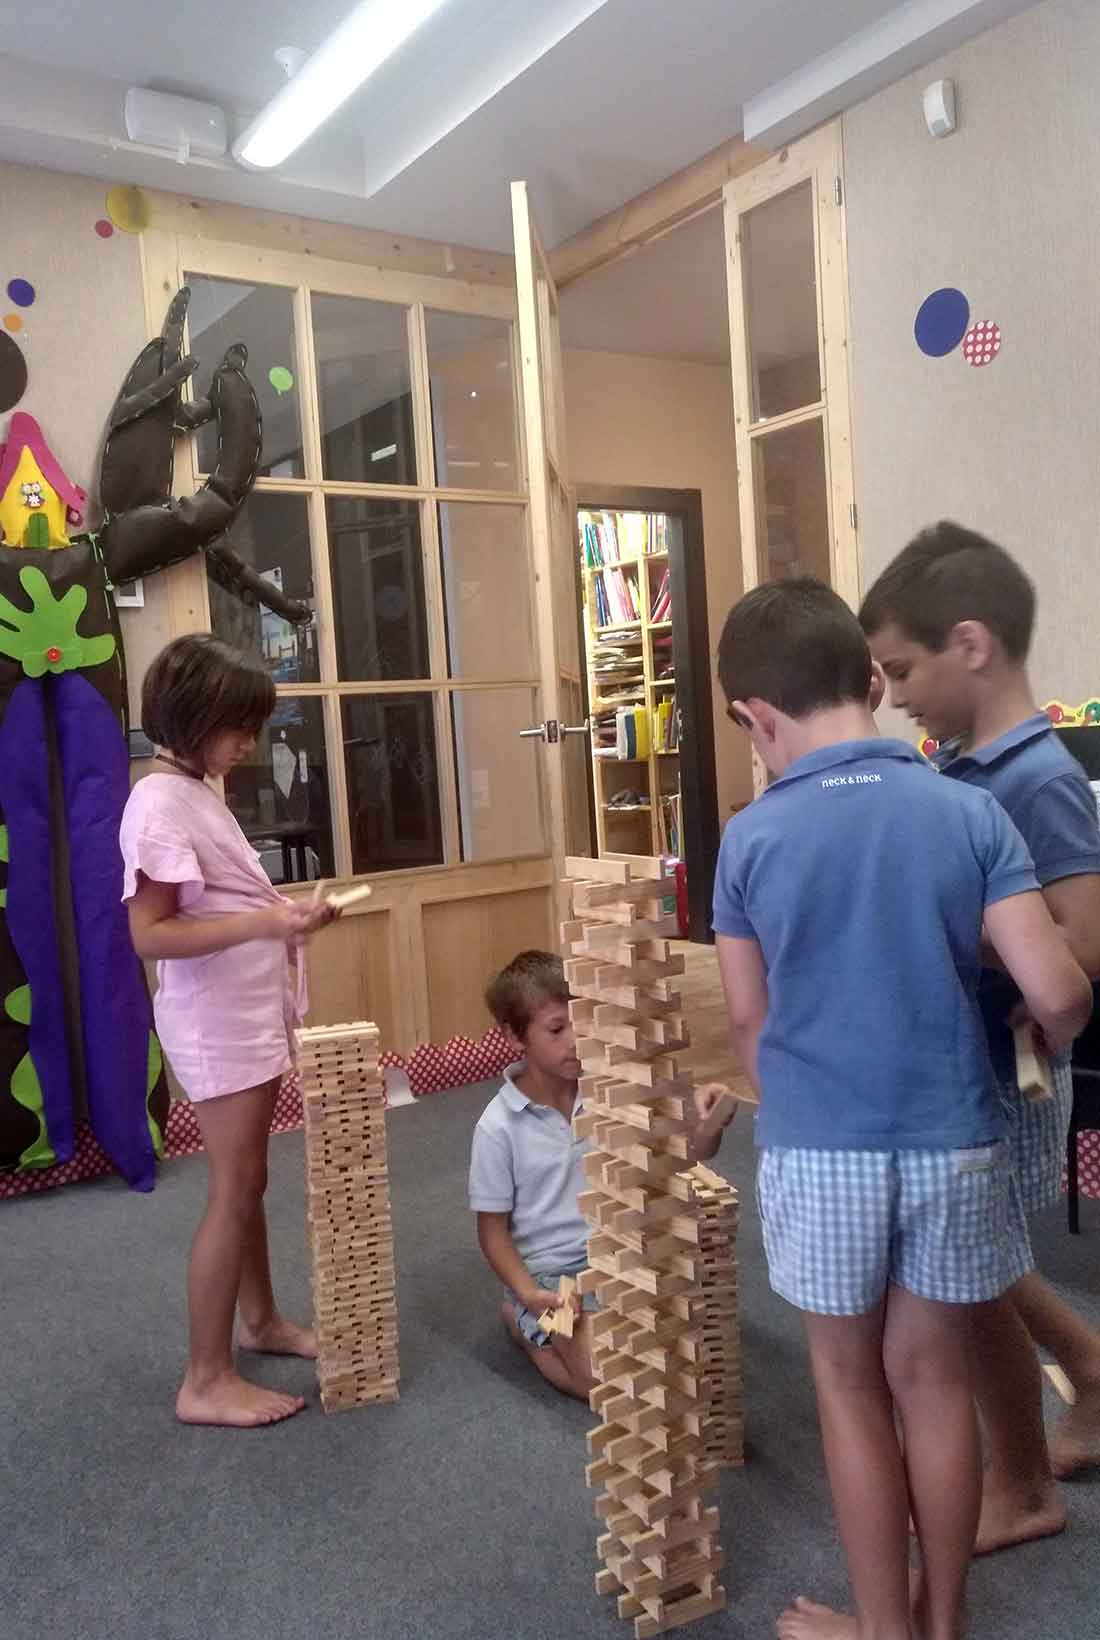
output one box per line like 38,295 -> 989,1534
575,483 -> 718,941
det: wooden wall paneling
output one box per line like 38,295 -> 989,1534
422,885 -> 554,1043
305,906 -> 397,1048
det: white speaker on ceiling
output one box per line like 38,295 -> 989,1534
124,88 -> 228,163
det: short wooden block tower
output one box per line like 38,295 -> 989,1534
297,1021 -> 399,1412
684,1165 -> 743,1469
563,855 -> 727,1638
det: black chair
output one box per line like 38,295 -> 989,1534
1067,984 -> 1100,1233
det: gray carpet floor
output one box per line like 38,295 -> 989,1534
3,1084 -> 1099,1640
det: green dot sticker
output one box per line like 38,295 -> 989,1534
268,365 -> 294,396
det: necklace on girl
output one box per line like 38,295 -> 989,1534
155,753 -> 205,781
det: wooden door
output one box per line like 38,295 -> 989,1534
512,181 -> 594,869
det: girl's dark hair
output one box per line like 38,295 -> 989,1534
485,950 -> 569,1040
716,578 -> 871,719
141,634 -> 275,759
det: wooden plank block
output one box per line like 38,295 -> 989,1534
1013,1023 -> 1053,1102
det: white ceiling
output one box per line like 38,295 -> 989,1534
0,0 -> 1038,254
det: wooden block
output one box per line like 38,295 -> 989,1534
1013,1023 -> 1053,1102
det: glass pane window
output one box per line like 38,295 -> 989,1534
438,503 -> 533,679
743,181 -> 821,422
312,294 -> 416,485
451,687 -> 545,861
755,416 -> 831,583
327,497 -> 429,682
185,275 -> 304,478
225,695 -> 334,884
208,491 -> 319,683
342,693 -> 443,873
426,310 -> 518,492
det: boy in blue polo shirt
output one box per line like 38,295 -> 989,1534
708,580 -> 1091,1640
468,950 -> 596,1401
862,523 -> 1100,1552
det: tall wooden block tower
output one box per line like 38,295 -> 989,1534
563,855 -> 727,1638
684,1164 -> 743,1469
297,1021 -> 399,1412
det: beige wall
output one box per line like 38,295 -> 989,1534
563,347 -> 752,815
0,161 -> 171,720
844,0 -> 1100,735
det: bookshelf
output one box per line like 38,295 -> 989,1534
577,504 -> 684,865
576,486 -> 719,940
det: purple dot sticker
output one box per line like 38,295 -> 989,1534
95,219 -> 114,239
914,287 -> 970,357
6,278 -> 35,308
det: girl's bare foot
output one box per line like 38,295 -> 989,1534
776,1598 -> 860,1639
973,1480 -> 1065,1555
1049,1385 -> 1100,1479
176,1370 -> 305,1427
237,1315 -> 317,1358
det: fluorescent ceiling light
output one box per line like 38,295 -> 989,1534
234,0 -> 450,170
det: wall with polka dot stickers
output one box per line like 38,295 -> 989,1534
915,286 -> 1002,369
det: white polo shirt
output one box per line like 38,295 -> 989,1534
468,1061 -> 590,1275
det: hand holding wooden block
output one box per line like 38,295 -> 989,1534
537,1274 -> 578,1339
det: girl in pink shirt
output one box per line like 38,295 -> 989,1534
120,635 -> 337,1428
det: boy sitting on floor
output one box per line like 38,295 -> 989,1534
469,950 -> 596,1401
702,579 -> 1090,1640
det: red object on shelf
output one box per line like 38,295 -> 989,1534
674,859 -> 689,937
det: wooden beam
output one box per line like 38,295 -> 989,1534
548,135 -> 771,290
145,185 -> 515,287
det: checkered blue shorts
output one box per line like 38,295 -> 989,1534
1001,1055 -> 1073,1217
756,1142 -> 1033,1316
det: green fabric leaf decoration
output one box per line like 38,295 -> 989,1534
0,566 -> 116,677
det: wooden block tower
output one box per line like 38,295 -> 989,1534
683,1164 -> 743,1469
563,855 -> 727,1639
297,1021 -> 399,1412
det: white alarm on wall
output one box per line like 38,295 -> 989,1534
923,79 -> 957,139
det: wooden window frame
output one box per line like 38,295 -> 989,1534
141,228 -> 546,887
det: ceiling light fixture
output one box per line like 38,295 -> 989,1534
233,0 -> 450,170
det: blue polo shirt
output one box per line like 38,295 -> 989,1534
934,713 -> 1100,1082
468,1062 -> 590,1274
712,738 -> 1037,1151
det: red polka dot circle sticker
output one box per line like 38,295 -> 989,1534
962,320 -> 1002,367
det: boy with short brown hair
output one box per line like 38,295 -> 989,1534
469,951 -> 595,1400
862,523 -> 1100,1550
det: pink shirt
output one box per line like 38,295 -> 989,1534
119,773 -> 307,1102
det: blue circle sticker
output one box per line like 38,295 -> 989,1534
914,288 -> 970,357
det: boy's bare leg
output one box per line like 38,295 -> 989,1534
884,1286 -> 979,1640
970,1295 -> 1065,1552
1010,1271 -> 1100,1478
177,1082 -> 305,1427
778,1301 -> 912,1640
501,1302 -> 588,1400
237,1198 -> 317,1358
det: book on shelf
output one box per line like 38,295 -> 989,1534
615,704 -> 651,761
657,792 -> 682,856
650,566 -> 671,622
578,509 -> 671,568
651,694 -> 679,752
594,564 -> 641,627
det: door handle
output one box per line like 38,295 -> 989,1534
519,724 -> 546,740
561,721 -> 590,736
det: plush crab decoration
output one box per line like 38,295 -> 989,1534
0,287 -> 306,1190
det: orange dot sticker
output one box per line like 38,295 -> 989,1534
3,314 -> 22,333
